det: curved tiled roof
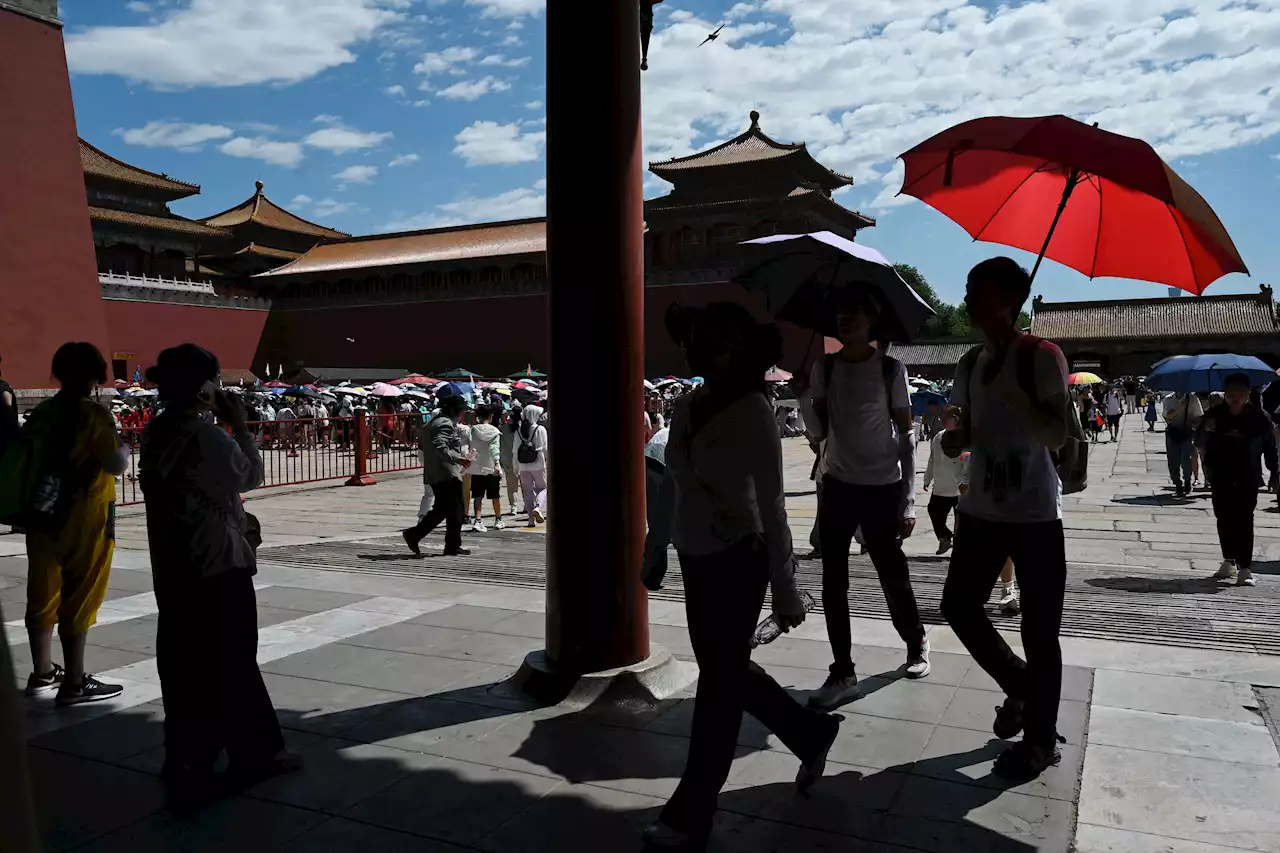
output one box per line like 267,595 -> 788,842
88,206 -> 231,239
886,341 -> 978,366
649,112 -> 852,191
79,138 -> 201,198
202,183 -> 348,239
1030,292 -> 1279,341
234,243 -> 302,261
645,185 -> 876,228
255,218 -> 546,279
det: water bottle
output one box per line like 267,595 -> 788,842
751,589 -> 816,648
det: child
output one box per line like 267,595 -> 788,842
957,451 -> 1020,613
923,405 -> 966,555
1144,394 -> 1158,432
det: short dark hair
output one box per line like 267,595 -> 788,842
51,342 -> 107,389
1224,373 -> 1251,391
968,257 -> 1032,312
439,394 -> 469,414
145,343 -> 220,404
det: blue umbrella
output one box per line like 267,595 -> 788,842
910,389 -> 948,417
1146,353 -> 1275,393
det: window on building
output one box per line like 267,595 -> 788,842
448,269 -> 472,287
390,273 -> 411,293
478,266 -> 503,285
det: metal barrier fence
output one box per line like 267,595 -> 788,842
116,412 -> 424,506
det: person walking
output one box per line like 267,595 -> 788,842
1204,374 -> 1274,587
643,302 -> 840,852
642,423 -> 675,591
1124,377 -> 1138,415
17,343 -> 128,706
1164,391 -> 1202,497
499,404 -> 521,510
1105,386 -> 1123,442
402,394 -> 472,556
941,257 -> 1072,781
468,405 -> 504,531
514,404 -> 548,527
802,288 -> 928,712
1144,394 -> 1158,432
923,405 -> 965,555
139,344 -> 291,794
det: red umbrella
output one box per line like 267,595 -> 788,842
898,115 -> 1247,294
389,374 -> 431,386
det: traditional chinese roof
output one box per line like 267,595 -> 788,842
1030,288 -> 1280,341
88,205 -> 231,239
79,138 -> 201,199
649,111 -> 853,193
234,243 -> 302,261
256,218 -> 546,279
201,182 -> 349,240
885,341 -> 978,366
645,184 -> 876,228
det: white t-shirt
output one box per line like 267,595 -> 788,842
1106,392 -> 1123,416
950,335 -> 1069,523
804,350 -> 910,486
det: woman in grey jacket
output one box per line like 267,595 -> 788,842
140,344 -> 289,797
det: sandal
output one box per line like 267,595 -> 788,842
993,697 -> 1024,740
993,736 -> 1066,781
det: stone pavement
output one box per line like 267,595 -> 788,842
4,411 -> 1280,852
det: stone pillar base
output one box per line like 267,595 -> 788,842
499,646 -> 696,715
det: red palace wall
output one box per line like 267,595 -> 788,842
258,283 -> 828,380
0,9 -> 109,388
103,301 -> 269,379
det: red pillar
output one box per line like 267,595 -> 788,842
544,0 -> 649,672
344,412 -> 377,486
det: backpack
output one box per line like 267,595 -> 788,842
517,422 -> 540,464
956,336 -> 1089,495
0,399 -> 97,532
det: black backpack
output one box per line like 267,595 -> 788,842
517,422 -> 539,464
956,336 -> 1089,495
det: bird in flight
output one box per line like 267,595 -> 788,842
698,24 -> 725,47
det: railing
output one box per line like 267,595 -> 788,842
115,412 -> 424,506
99,271 -> 217,293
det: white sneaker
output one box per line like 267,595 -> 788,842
808,674 -> 860,710
906,640 -> 931,679
1238,568 -> 1256,587
472,520 -> 487,533
999,582 -> 1020,614
533,507 -> 545,524
1214,560 -> 1238,581
494,517 -> 506,530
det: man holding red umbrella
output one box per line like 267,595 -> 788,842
941,257 -> 1072,781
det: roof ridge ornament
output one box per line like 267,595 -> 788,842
750,110 -> 760,129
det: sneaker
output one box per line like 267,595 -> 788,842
532,507 -> 545,524
442,547 -> 472,557
799,549 -> 822,561
25,662 -> 65,697
935,537 -> 953,556
808,673 -> 860,710
796,714 -> 841,794
472,520 -> 488,533
906,640 -> 931,679
56,674 -> 123,706
1214,560 -> 1238,581
526,519 -> 537,528
993,696 -> 1025,740
494,517 -> 506,530
1238,567 -> 1256,587
999,582 -> 1020,614
992,738 -> 1063,781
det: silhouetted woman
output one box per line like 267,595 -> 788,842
643,303 -> 840,851
140,344 -> 290,795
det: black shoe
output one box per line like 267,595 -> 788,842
993,737 -> 1064,781
1173,485 -> 1185,498
993,696 -> 1025,740
401,529 -> 422,556
796,713 -> 841,794
443,547 -> 472,556
56,674 -> 123,706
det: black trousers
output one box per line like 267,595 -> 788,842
155,570 -> 284,775
1211,480 -> 1257,567
661,536 -> 829,837
927,494 -> 959,541
941,512 -> 1066,747
818,476 -> 925,677
408,477 -> 464,553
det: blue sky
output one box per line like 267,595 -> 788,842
62,0 -> 1279,307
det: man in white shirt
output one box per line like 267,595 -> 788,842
802,288 -> 928,711
1104,386 -> 1123,442
1164,392 -> 1203,496
941,257 -> 1072,781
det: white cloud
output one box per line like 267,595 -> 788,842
634,1 -> 1280,212
112,120 -> 232,151
453,120 -> 545,166
479,53 -> 530,67
385,84 -> 406,97
312,114 -> 342,125
438,76 -> 511,100
335,164 -> 379,185
413,45 -> 479,87
524,100 -> 543,110
289,194 -> 313,207
304,125 -> 393,153
388,153 -> 420,167
311,198 -> 359,218
219,136 -> 304,168
464,0 -> 544,18
382,181 -> 546,230
65,0 -> 404,88
125,1 -> 151,12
